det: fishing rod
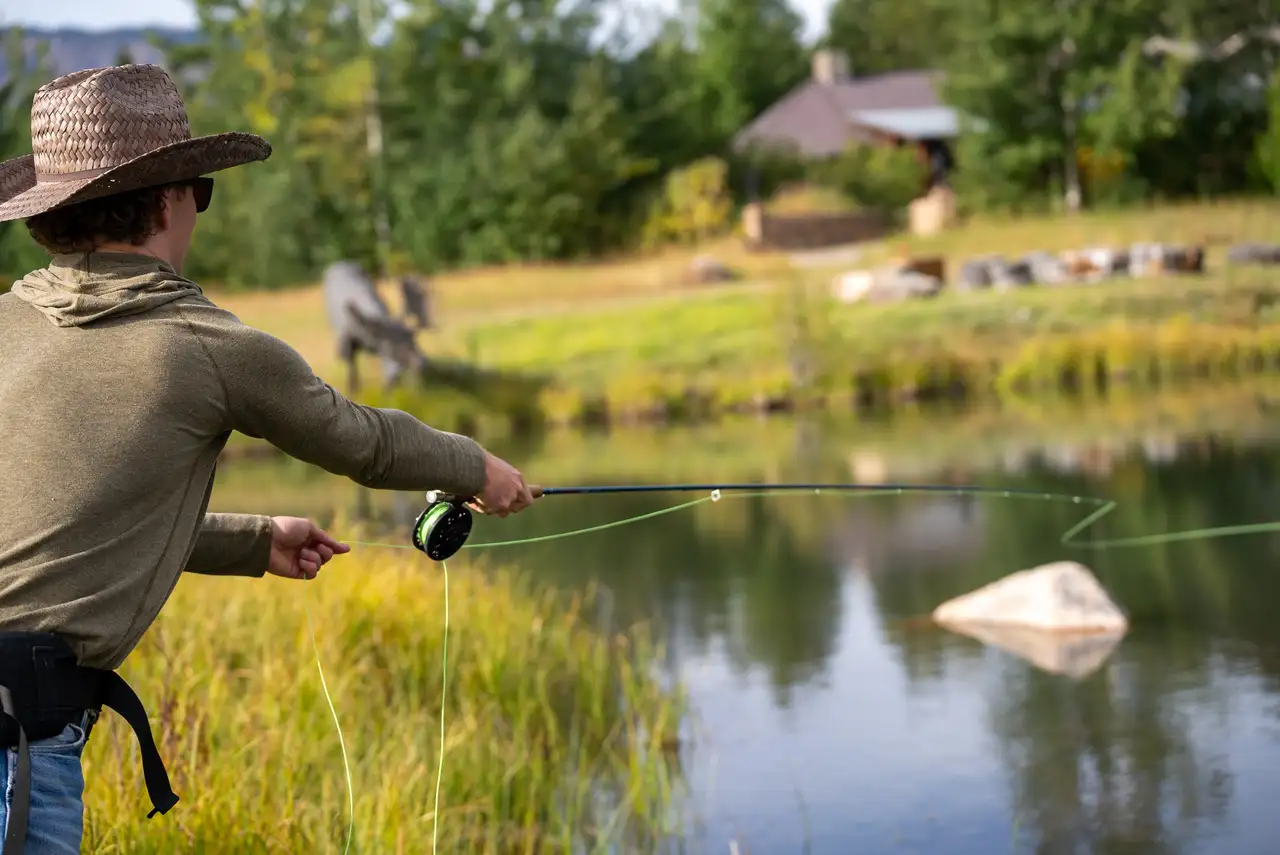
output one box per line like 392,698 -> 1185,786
409,481 -> 1107,560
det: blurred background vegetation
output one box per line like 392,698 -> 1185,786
1,0 -> 1275,291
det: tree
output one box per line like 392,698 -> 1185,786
0,30 -> 52,284
1255,69 -> 1280,193
690,0 -> 811,142
824,0 -> 958,76
943,0 -> 1188,212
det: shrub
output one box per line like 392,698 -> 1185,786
640,157 -> 735,248
1253,69 -> 1280,194
807,142 -> 928,213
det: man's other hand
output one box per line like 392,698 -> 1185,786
268,516 -> 351,579
470,451 -> 534,518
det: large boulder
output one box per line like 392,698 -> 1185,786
831,267 -> 943,304
1130,243 -> 1205,277
955,257 -> 995,291
1227,243 -> 1280,265
867,269 -> 943,303
832,269 -> 876,303
894,253 -> 947,282
932,560 -> 1128,633
1023,250 -> 1072,285
688,255 -> 738,284
988,256 -> 1034,290
1060,246 -> 1129,282
1165,244 -> 1205,273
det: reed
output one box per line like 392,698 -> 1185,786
80,537 -> 684,854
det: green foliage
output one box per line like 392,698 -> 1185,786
1254,69 -> 1280,194
140,0 -> 817,286
641,157 -> 735,247
728,144 -> 808,204
2,0 -> 1280,286
941,0 -> 1274,210
692,0 -> 811,141
825,0 -> 957,76
808,143 -> 928,212
0,30 -> 52,279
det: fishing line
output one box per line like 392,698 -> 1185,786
301,582 -> 353,854
433,559 -> 448,855
308,480 -> 1280,852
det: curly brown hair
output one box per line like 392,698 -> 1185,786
25,182 -> 187,254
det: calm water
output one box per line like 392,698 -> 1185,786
210,412 -> 1280,854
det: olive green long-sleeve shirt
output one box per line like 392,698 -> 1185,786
0,251 -> 487,669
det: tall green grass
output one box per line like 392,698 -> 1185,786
81,536 -> 684,854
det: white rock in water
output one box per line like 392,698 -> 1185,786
932,561 -> 1127,633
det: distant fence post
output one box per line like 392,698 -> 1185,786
742,202 -> 766,246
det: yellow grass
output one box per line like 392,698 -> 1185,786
210,237 -> 793,375
83,544 -> 683,853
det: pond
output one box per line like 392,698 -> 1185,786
208,406 -> 1280,855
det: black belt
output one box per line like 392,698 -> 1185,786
0,632 -> 178,855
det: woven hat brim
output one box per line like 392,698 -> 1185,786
0,131 -> 271,223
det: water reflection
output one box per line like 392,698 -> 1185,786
936,621 -> 1125,679
987,638 -> 1237,855
208,407 -> 1280,854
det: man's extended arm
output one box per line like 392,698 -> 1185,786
184,513 -> 273,577
187,305 -> 489,496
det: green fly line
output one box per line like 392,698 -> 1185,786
299,494 -> 710,855
299,484 -> 1280,853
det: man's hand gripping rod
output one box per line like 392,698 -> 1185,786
411,486 -> 545,560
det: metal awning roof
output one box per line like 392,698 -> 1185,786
848,106 -> 974,139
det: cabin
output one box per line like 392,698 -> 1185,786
732,50 -> 963,192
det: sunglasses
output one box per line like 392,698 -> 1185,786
189,176 -> 214,213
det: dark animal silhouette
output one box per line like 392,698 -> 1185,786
322,261 -> 426,393
398,275 -> 432,330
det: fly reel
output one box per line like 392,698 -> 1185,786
410,492 -> 474,561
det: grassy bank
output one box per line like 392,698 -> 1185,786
344,266 -> 1280,434
481,269 -> 1280,405
209,199 -> 1280,438
81,542 -> 683,853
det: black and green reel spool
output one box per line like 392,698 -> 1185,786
411,492 -> 474,561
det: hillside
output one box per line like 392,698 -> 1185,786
0,26 -> 198,82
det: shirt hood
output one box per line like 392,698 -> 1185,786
9,251 -> 204,327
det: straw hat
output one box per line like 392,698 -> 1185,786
0,63 -> 270,223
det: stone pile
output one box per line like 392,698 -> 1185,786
955,243 -> 1205,292
827,240 -> 1252,304
828,239 -> 1280,304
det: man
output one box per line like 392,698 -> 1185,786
0,64 -> 534,854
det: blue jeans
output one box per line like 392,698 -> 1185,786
0,713 -> 90,855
